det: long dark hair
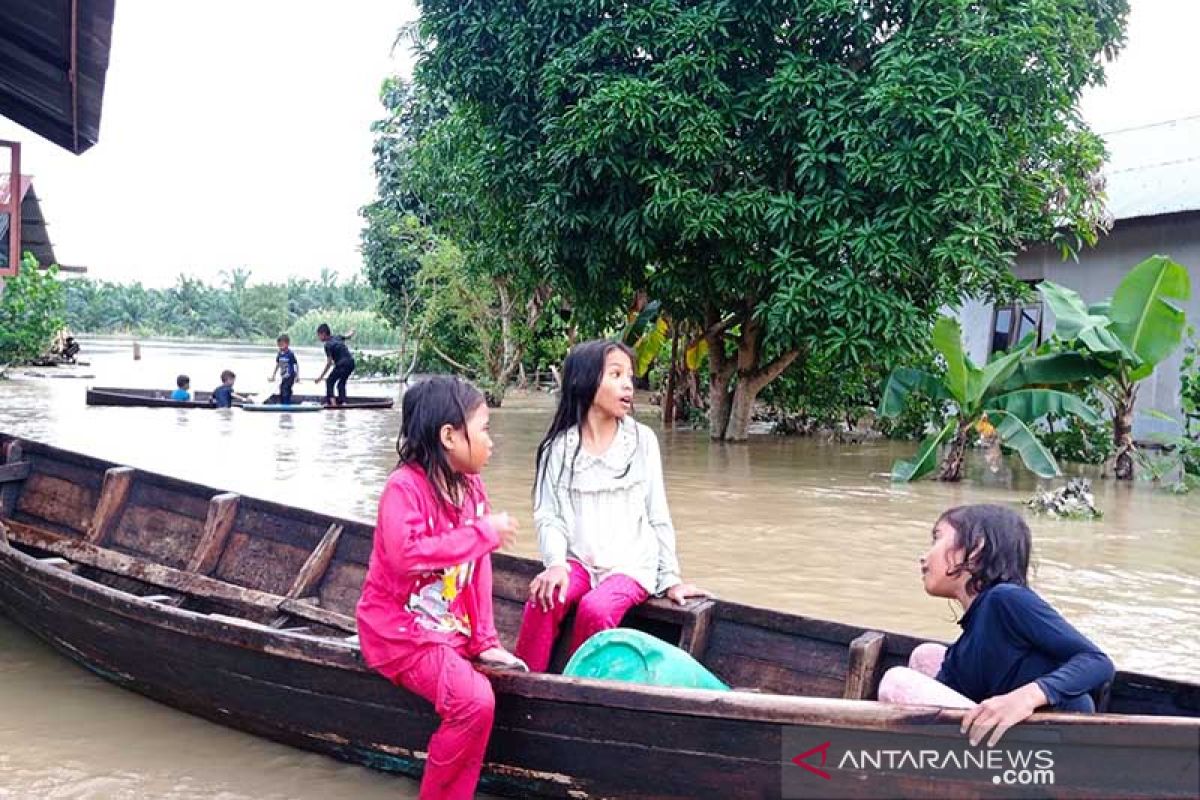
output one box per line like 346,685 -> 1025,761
533,339 -> 636,497
939,504 -> 1032,596
397,375 -> 486,508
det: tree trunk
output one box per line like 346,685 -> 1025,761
663,329 -> 680,426
704,305 -> 736,440
936,420 -> 973,482
1112,383 -> 1137,480
708,369 -> 734,440
726,381 -> 759,443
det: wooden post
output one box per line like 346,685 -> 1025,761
86,466 -> 135,544
133,341 -> 141,360
843,630 -> 886,700
186,493 -> 240,575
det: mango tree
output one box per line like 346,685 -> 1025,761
879,317 -> 1102,482
1037,255 -> 1192,479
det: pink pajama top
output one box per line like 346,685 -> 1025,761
356,464 -> 502,670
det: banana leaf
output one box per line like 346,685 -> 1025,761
878,367 -> 948,418
932,317 -> 971,406
891,419 -> 957,482
685,338 -> 708,371
1038,281 -> 1126,354
992,411 -> 1060,478
988,388 -> 1103,426
998,351 -> 1113,391
634,318 -> 669,377
1110,255 -> 1191,370
968,340 -> 1031,407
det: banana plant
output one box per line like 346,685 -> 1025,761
1038,255 -> 1192,480
879,317 -> 1103,482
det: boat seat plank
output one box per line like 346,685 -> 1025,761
86,466 -> 136,544
4,520 -> 357,634
843,630 -> 886,700
0,461 -> 31,483
186,493 -> 240,575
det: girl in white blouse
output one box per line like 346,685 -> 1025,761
514,339 -> 710,672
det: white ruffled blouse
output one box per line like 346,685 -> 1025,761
533,417 -> 682,595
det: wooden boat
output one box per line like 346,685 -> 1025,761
86,388 -> 393,411
85,386 -> 248,409
261,393 -> 394,410
0,434 -> 1196,799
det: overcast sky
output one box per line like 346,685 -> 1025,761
0,0 -> 1195,287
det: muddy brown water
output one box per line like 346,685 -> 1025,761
1,340 -> 1197,798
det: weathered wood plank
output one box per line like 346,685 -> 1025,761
271,523 -> 345,627
5,520 -> 356,632
0,441 -> 23,517
186,493 -> 240,575
86,467 -> 135,544
0,461 -> 31,483
111,504 -> 205,568
277,598 -> 356,633
843,630 -> 887,700
679,600 -> 716,659
15,473 -> 95,533
286,523 -> 344,600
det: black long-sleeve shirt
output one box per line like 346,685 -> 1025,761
937,583 -> 1115,712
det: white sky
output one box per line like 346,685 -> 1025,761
0,0 -> 1196,287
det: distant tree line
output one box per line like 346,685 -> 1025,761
63,267 -> 401,347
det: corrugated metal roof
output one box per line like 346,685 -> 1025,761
1102,115 -> 1200,221
0,0 -> 116,154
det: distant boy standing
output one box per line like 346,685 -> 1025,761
270,334 -> 299,405
313,324 -> 356,406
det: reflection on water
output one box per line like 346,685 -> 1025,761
1,339 -> 1198,797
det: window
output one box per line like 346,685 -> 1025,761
990,285 -> 1043,354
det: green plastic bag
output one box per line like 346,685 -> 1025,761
563,628 -> 730,691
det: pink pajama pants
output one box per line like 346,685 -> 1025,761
514,560 -> 650,672
378,643 -> 494,800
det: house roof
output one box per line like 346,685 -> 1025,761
0,0 -> 116,154
1102,115 -> 1200,222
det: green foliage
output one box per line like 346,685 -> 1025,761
1134,411 -> 1200,493
1180,328 -> 1200,442
404,0 -> 1127,439
1042,396 -> 1115,466
62,269 -> 397,345
0,254 -> 66,366
288,309 -> 400,348
353,350 -> 400,378
1038,255 -> 1193,478
879,317 -> 1102,481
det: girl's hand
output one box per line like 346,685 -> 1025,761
529,565 -> 571,612
665,582 -> 713,606
484,512 -> 519,549
961,682 -> 1046,747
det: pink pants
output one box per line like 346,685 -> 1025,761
514,560 -> 650,672
378,643 -> 495,800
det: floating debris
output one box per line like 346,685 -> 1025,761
1026,478 -> 1102,519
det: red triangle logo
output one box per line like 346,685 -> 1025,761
792,741 -> 832,780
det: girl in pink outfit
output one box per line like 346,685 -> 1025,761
356,375 -> 525,800
515,340 -> 711,672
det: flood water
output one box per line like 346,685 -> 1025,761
1,339 -> 1197,798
